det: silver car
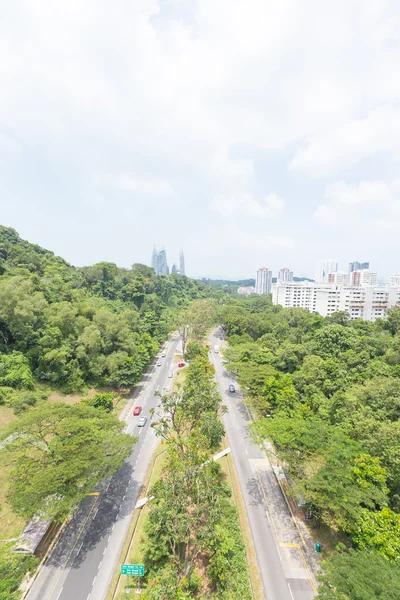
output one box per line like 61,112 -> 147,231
137,416 -> 148,427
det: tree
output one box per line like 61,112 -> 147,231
352,507 -> 400,561
0,403 -> 135,519
317,547 -> 400,599
84,392 -> 114,412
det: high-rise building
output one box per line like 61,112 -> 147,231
316,260 -> 338,283
151,246 -> 169,275
151,246 -> 158,271
179,249 -> 185,276
327,271 -> 349,285
171,263 -> 177,274
255,267 -> 272,294
350,269 -> 377,287
389,275 -> 400,286
348,261 -> 370,273
278,268 -> 293,283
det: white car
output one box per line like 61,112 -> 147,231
157,361 -> 162,366
138,416 -> 148,427
168,372 -> 173,378
162,352 -> 166,357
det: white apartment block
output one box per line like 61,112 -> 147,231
278,268 -> 294,283
272,282 -> 400,321
316,260 -> 338,283
255,267 -> 272,294
350,269 -> 378,287
327,271 -> 349,285
389,275 -> 400,286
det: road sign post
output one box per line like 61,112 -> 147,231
120,564 -> 145,577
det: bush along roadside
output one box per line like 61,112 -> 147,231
140,351 -> 252,599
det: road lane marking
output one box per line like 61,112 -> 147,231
103,547 -> 107,556
105,481 -> 111,492
98,561 -> 102,570
288,582 -> 295,600
44,493 -> 101,599
92,576 -> 97,586
138,429 -> 142,436
55,587 -> 63,600
112,523 -> 115,531
108,535 -> 111,542
93,508 -> 98,519
86,594 -> 91,600
123,495 -> 126,500
76,542 -> 83,555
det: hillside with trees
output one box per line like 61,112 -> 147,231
0,226 -> 213,599
220,295 -> 400,598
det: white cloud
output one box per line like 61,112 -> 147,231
94,173 -> 174,197
214,224 -> 293,253
209,193 -> 285,218
313,179 -> 400,229
291,106 -> 400,177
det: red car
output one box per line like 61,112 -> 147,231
178,362 -> 185,368
133,405 -> 142,416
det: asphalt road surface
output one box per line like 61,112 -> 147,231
26,334 -> 180,600
210,328 -> 315,600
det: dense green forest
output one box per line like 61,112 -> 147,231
0,226 -> 210,401
220,295 -> 400,599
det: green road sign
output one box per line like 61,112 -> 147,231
120,563 -> 145,576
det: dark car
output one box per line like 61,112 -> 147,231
229,384 -> 235,393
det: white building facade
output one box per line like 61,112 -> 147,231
350,269 -> 378,287
272,282 -> 400,321
278,268 -> 294,283
316,260 -> 338,283
255,268 -> 272,294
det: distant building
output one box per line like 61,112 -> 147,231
389,275 -> 400,286
327,271 -> 349,285
179,249 -> 185,276
349,261 -> 370,273
171,263 -> 177,274
278,268 -> 293,283
350,269 -> 377,287
237,286 -> 255,295
255,267 -> 272,294
316,260 -> 338,283
151,246 -> 169,275
272,281 -> 400,321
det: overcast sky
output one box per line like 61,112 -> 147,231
1,0 -> 400,280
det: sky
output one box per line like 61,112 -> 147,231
1,0 -> 400,280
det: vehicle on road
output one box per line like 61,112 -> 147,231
162,352 -> 166,357
133,405 -> 142,416
214,345 -> 219,353
229,384 -> 235,393
168,372 -> 173,378
178,362 -> 185,368
157,361 -> 162,366
138,416 -> 148,427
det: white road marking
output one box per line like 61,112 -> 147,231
112,523 -> 115,531
103,547 -> 107,556
98,561 -> 102,570
56,587 -> 64,600
92,508 -> 98,519
105,481 -> 111,492
92,576 -> 97,586
123,495 -> 126,500
288,582 -> 295,600
76,542 -> 84,555
138,429 -> 142,436
86,594 -> 91,600
244,446 -> 249,456
108,535 -> 111,542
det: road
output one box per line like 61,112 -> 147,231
210,329 -> 315,600
26,334 -> 180,600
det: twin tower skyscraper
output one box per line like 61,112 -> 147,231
151,246 -> 185,276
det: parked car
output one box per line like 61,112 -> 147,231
133,405 -> 142,416
162,352 -> 166,357
229,384 -> 235,393
157,361 -> 162,366
138,415 -> 148,427
178,362 -> 185,368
